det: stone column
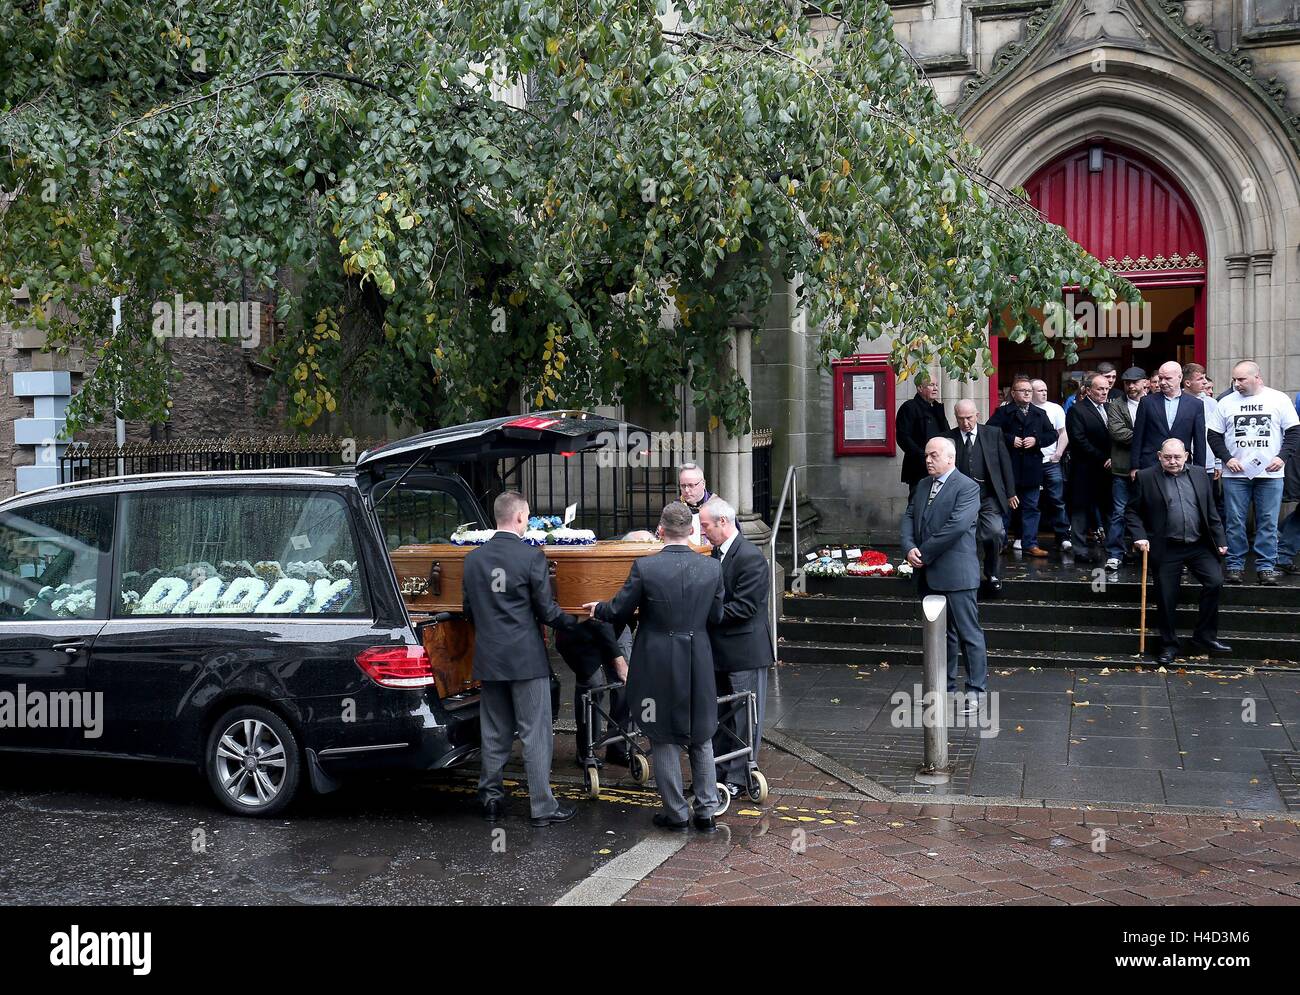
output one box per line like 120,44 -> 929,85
1251,251 -> 1275,375
1224,254 -> 1249,380
709,314 -> 771,542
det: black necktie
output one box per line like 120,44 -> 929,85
960,433 -> 973,475
711,546 -> 722,561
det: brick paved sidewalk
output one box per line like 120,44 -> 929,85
621,732 -> 1300,906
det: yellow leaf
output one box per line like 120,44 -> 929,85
708,415 -> 719,432
840,158 -> 851,177
546,37 -> 559,55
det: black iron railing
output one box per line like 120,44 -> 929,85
752,427 -> 772,526
57,437 -> 365,484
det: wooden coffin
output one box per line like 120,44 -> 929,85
391,540 -> 709,615
396,540 -> 710,697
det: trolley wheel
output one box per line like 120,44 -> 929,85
629,752 -> 650,785
747,770 -> 769,803
713,782 -> 731,817
584,766 -> 601,798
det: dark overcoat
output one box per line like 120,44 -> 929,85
595,545 -> 724,746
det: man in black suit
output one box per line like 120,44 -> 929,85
699,496 -> 774,797
1131,361 -> 1207,472
987,376 -> 1058,557
463,491 -> 578,826
946,399 -> 1017,594
585,502 -> 726,832
895,376 -> 949,497
1065,372 -> 1116,563
1125,439 -> 1231,665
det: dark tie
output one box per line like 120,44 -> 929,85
711,546 -> 722,561
960,433 -> 973,475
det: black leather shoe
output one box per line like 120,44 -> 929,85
692,815 -> 718,833
604,747 -> 630,767
1278,561 -> 1300,575
1073,551 -> 1100,565
652,813 -> 689,832
1258,570 -> 1280,586
531,804 -> 577,827
1224,570 -> 1243,585
482,800 -> 505,823
1156,648 -> 1177,665
1191,638 -> 1233,656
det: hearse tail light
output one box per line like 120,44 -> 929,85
355,645 -> 436,689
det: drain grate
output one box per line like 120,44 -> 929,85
791,728 -> 981,796
1263,751 -> 1300,812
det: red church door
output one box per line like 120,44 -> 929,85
992,142 -> 1208,406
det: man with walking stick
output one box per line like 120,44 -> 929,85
1125,439 -> 1230,665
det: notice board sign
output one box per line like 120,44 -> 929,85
833,355 -> 895,456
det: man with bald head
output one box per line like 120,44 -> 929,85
945,399 -> 1017,594
901,436 -> 989,709
1126,438 -> 1229,664
1131,360 -> 1206,475
1209,360 -> 1300,584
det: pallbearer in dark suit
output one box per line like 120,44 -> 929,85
900,437 -> 989,709
699,496 -> 774,797
462,491 -> 578,826
585,502 -> 725,832
946,400 -> 1017,594
1065,372 -> 1116,563
1125,439 -> 1231,665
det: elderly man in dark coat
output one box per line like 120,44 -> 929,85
585,502 -> 725,832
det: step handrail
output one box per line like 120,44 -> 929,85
768,463 -> 800,659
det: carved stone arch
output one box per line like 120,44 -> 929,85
957,8 -> 1300,379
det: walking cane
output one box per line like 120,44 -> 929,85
1138,545 -> 1149,656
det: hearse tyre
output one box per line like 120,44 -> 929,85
204,704 -> 303,817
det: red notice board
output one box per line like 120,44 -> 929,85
833,355 -> 895,456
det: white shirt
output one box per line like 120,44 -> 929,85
1193,392 -> 1224,471
1217,386 -> 1300,478
1035,400 -> 1066,462
716,531 -> 739,563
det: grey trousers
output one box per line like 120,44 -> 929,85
478,677 -> 559,819
942,588 -> 989,694
652,740 -> 719,822
713,666 -> 768,784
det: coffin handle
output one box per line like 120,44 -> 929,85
428,560 -> 442,597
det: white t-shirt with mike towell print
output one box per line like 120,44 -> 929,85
1217,386 -> 1300,479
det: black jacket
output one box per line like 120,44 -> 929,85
595,544 -> 724,746
462,532 -> 576,681
1125,467 -> 1227,562
708,533 -> 775,673
944,423 -> 1016,514
1131,393 -> 1206,471
987,403 -> 1056,487
1066,396 -> 1113,499
895,396 -> 949,485
554,619 -> 632,682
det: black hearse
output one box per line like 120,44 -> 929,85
0,412 -> 624,815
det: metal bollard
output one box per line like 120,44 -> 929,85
914,594 -> 951,785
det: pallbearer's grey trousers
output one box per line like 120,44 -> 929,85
478,677 -> 559,819
652,739 -> 718,822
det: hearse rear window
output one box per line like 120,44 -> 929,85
0,496 -> 113,620
116,490 -> 368,617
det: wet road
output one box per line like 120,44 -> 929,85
0,751 -> 670,906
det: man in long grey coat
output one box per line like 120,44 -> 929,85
901,436 -> 989,710
585,502 -> 725,832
